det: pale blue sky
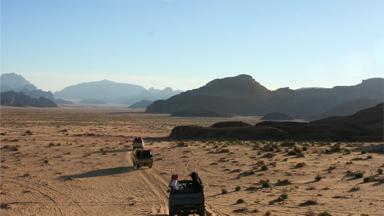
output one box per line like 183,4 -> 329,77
1,0 -> 383,91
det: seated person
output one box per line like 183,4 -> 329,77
169,174 -> 180,191
190,172 -> 203,191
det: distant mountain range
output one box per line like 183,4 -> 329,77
54,79 -> 182,105
0,73 -> 60,107
0,73 -> 181,106
146,74 -> 384,118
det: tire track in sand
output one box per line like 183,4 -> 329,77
138,170 -> 168,215
3,179 -> 64,216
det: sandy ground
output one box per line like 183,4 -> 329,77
0,107 -> 383,216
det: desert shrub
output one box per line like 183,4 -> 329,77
361,150 -> 367,154
343,148 -> 351,155
280,193 -> 288,200
230,168 -> 241,173
363,176 -> 376,183
235,186 -> 241,191
299,200 -> 318,206
239,170 -> 255,177
0,203 -> 10,209
318,211 -> 332,216
366,155 -> 373,160
233,208 -> 248,213
235,198 -> 245,204
295,162 -> 306,168
24,130 -> 33,135
345,170 -> 364,179
260,180 -> 271,188
281,142 -> 295,147
306,186 -> 316,190
327,165 -> 336,173
260,165 -> 268,171
269,193 -> 288,204
377,168 -> 383,175
349,186 -> 360,192
304,210 -> 317,216
315,175 -> 322,182
1,145 -> 19,151
275,179 -> 291,186
245,186 -> 258,192
221,188 -> 228,194
176,142 -> 188,147
262,152 -> 275,158
325,143 -> 341,154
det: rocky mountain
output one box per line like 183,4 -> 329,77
312,99 -> 382,120
261,113 -> 293,121
0,91 -> 57,107
54,80 -> 181,105
147,74 -> 384,118
129,100 -> 153,109
171,108 -> 231,117
147,75 -> 269,115
0,73 -> 37,92
0,73 -> 59,102
170,103 -> 383,141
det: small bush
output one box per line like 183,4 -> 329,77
233,208 -> 248,213
318,211 -> 332,216
377,168 -> 383,175
349,186 -> 360,192
24,130 -> 33,135
176,142 -> 188,147
235,186 -> 241,191
2,145 -> 19,151
345,170 -> 364,179
299,200 -> 318,206
281,142 -> 295,147
260,180 -> 271,188
363,176 -> 376,183
221,188 -> 228,194
304,210 -> 317,216
275,179 -> 291,186
327,165 -> 336,172
260,165 -> 268,171
235,198 -> 245,204
315,175 -> 322,182
269,193 -> 288,204
295,162 -> 306,169
280,193 -> 288,200
325,143 -> 341,154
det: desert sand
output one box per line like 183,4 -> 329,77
0,107 -> 383,216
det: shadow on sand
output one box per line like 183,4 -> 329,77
59,166 -> 135,180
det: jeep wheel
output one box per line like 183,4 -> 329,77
198,207 -> 205,216
168,208 -> 174,216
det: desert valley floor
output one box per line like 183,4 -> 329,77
0,107 -> 383,216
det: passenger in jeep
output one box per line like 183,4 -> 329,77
190,172 -> 203,191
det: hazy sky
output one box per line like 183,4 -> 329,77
1,0 -> 383,91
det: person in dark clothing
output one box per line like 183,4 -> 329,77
190,172 -> 203,191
